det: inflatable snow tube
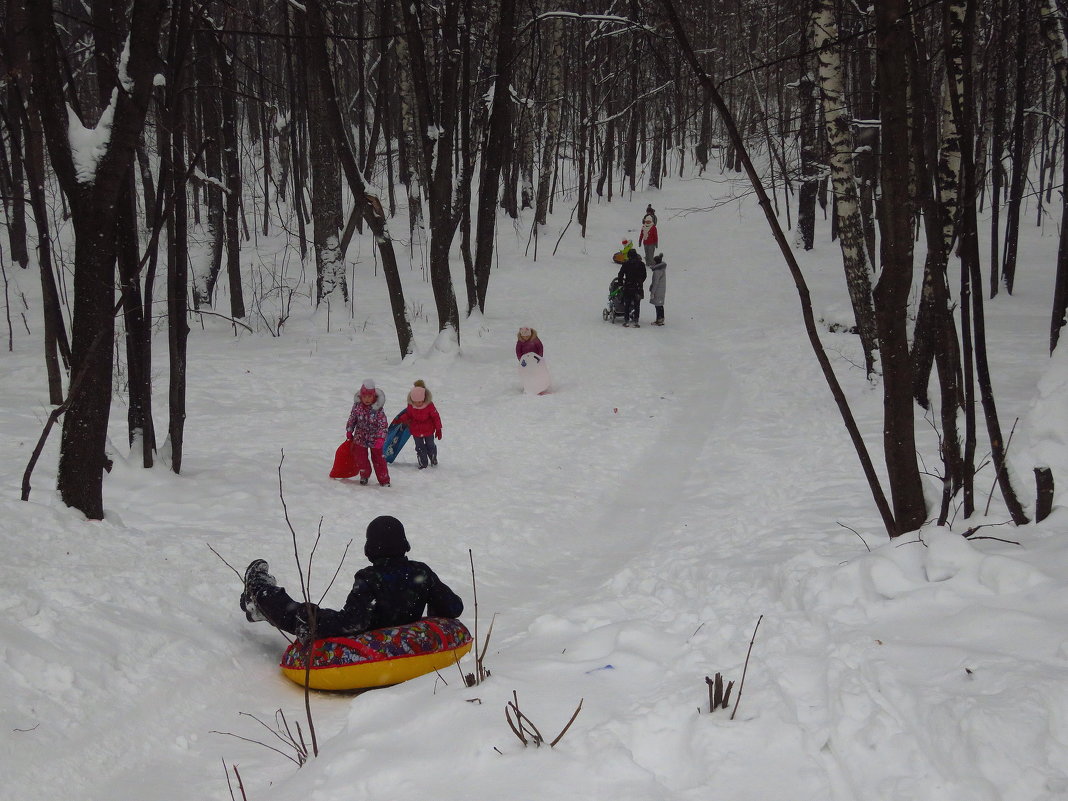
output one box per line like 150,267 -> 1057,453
279,617 -> 472,691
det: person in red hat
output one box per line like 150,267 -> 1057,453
345,379 -> 390,486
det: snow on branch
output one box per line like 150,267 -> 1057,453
518,11 -> 660,37
67,89 -> 118,185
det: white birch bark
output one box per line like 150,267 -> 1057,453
937,5 -> 964,259
1039,0 -> 1068,98
812,0 -> 879,374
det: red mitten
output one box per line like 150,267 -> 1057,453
345,431 -> 353,440
435,430 -> 442,440
373,438 -> 385,451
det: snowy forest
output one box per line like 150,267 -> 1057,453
2,2 -> 1067,542
4,1 -> 1068,799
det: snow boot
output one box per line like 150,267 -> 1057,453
430,455 -> 438,467
359,476 -> 369,485
240,559 -> 277,622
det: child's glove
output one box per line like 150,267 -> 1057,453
435,430 -> 442,440
345,431 -> 353,440
373,438 -> 385,451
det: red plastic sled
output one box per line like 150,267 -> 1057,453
329,440 -> 360,478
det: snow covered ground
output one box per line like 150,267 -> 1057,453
2,168 -> 1067,801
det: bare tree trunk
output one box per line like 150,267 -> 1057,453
474,0 -> 516,312
987,0 -> 1010,297
304,0 -> 413,357
795,73 -> 819,250
1039,0 -> 1068,351
535,18 -> 565,226
192,26 -> 223,308
906,20 -> 963,523
391,8 -> 427,248
874,0 -> 927,534
812,0 -> 879,376
1000,0 -> 1031,295
4,87 -> 29,269
398,0 -> 462,338
165,4 -> 194,476
306,6 -> 346,306
947,0 -> 1029,525
218,15 -> 245,319
26,0 -> 167,518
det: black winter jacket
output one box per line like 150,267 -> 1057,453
617,253 -> 647,293
258,556 -> 464,640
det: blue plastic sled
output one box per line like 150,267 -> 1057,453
383,412 -> 411,464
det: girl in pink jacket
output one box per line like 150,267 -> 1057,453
346,379 -> 390,486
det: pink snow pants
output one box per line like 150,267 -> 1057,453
354,444 -> 390,485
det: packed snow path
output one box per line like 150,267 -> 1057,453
3,177 -> 1066,800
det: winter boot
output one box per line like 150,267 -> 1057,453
240,559 -> 277,622
359,476 -> 369,485
430,455 -> 438,467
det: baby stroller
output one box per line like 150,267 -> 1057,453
602,276 -> 626,323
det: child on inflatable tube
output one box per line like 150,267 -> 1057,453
240,515 -> 464,642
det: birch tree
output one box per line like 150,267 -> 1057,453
812,0 -> 879,376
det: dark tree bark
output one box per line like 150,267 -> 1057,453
398,0 -> 462,338
906,18 -> 963,524
192,26 -> 224,308
164,0 -> 194,475
306,6 -> 347,307
304,0 -> 413,357
1000,0 -> 1030,295
474,0 -> 517,313
4,86 -> 29,269
26,0 -> 166,518
217,16 -> 245,319
873,0 -> 927,535
795,73 -> 819,251
947,0 -> 1029,525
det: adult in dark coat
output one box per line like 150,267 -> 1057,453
240,515 -> 464,641
616,250 -> 648,327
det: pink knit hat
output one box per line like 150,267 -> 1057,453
359,379 -> 376,399
410,385 -> 426,403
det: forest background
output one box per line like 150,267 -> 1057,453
1,0 -> 1067,621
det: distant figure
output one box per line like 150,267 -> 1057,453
616,250 -> 647,328
239,515 -> 463,641
639,212 -> 659,265
396,380 -> 442,469
644,205 -> 658,225
648,253 -> 667,326
516,326 -> 544,361
345,379 -> 390,486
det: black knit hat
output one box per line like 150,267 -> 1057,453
364,515 -> 411,560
